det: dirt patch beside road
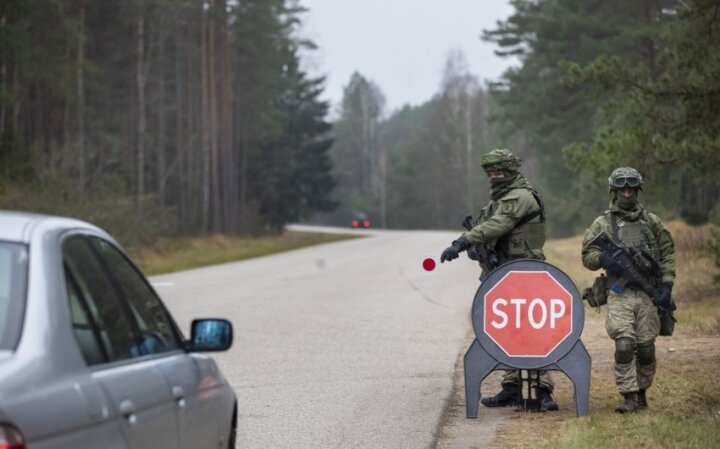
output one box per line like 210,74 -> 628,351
435,332 -> 516,449
435,312 -> 720,449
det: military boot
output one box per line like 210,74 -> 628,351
615,392 -> 640,414
535,387 -> 559,411
481,383 -> 522,407
637,390 -> 648,410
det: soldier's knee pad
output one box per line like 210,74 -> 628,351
615,337 -> 635,364
636,342 -> 655,365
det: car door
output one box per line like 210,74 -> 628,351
83,236 -> 225,449
63,235 -> 179,449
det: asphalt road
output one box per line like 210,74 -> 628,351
152,226 -> 483,449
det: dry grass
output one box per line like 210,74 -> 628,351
543,234 -> 597,290
489,221 -> 720,449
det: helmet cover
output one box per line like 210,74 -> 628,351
608,166 -> 644,191
480,148 -> 521,172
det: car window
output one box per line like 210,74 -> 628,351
0,241 -> 28,350
65,265 -> 110,365
86,237 -> 181,357
63,237 -> 136,363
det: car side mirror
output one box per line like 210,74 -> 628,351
187,318 -> 233,352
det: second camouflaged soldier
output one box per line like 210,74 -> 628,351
439,148 -> 558,411
581,167 -> 675,413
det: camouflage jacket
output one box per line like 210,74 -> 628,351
464,175 -> 546,262
581,201 -> 676,284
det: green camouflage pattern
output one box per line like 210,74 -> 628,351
608,166 -> 644,190
465,175 -> 546,262
581,201 -> 674,395
581,201 -> 675,284
480,148 -> 521,172
606,289 -> 660,393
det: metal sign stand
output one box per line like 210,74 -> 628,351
518,370 -> 541,412
464,260 -> 591,418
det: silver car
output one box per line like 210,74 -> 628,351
0,211 -> 237,449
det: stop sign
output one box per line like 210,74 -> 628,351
471,260 -> 584,368
483,271 -> 572,357
466,260 -> 590,417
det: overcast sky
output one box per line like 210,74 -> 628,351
300,0 -> 517,115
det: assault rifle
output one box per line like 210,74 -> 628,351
462,215 -> 500,280
586,231 -> 676,321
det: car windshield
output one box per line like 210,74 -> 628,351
0,241 -> 28,350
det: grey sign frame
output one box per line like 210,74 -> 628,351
464,259 -> 591,417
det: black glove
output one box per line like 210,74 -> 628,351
466,246 -> 479,261
657,282 -> 672,309
599,251 -> 623,276
440,235 -> 472,263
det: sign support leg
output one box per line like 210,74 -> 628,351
464,339 -> 499,418
555,341 -> 592,417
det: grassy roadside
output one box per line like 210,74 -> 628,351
127,231 -> 361,275
491,221 -> 720,449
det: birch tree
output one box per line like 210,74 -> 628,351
331,72 -> 385,225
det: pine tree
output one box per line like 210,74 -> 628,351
484,0 -> 676,235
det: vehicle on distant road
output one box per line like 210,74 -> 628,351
0,211 -> 237,449
351,213 -> 371,229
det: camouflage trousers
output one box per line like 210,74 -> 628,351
500,370 -> 554,392
606,288 -> 660,394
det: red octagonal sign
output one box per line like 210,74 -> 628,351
483,271 -> 573,357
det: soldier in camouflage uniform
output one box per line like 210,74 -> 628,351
581,167 -> 675,413
440,148 -> 558,411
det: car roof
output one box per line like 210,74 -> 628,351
0,210 -> 104,243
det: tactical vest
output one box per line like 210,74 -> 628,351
605,210 -> 660,264
485,187 -> 546,262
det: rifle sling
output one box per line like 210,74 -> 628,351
512,188 -> 545,227
607,211 -> 620,242
602,212 -> 623,288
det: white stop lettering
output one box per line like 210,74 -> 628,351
490,297 -> 566,329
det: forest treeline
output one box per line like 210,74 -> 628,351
1,0 -> 719,248
327,0 -> 720,239
0,0 -> 335,243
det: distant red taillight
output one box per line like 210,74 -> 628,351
363,220 -> 371,228
352,220 -> 359,227
0,423 -> 25,449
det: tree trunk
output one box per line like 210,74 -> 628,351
239,121 -> 248,233
208,0 -> 221,233
76,6 -> 86,196
175,11 -> 187,231
200,7 -> 211,233
217,0 -> 237,233
136,8 -> 147,214
379,143 -> 387,228
157,28 -> 167,205
186,7 -> 199,231
465,87 -> 473,213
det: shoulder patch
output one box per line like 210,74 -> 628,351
501,200 -> 515,214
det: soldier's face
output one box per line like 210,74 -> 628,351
618,187 -> 638,199
486,170 -> 505,181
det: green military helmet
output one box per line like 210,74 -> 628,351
480,148 -> 521,172
608,166 -> 644,191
